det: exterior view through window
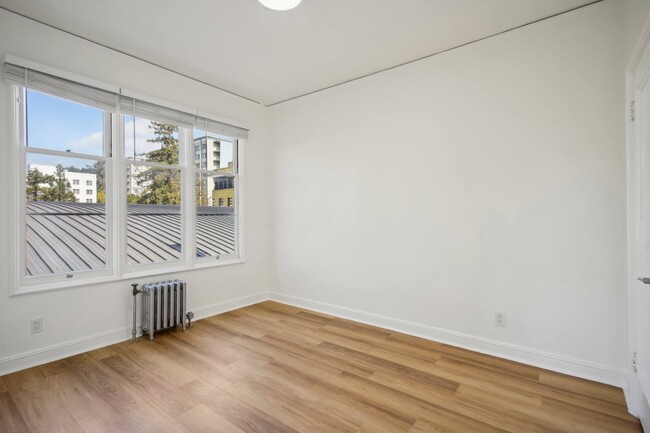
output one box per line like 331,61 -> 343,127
8,62 -> 246,290
25,89 -> 108,277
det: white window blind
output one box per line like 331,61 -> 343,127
119,95 -> 196,129
195,116 -> 249,140
4,63 -> 118,112
5,62 -> 249,140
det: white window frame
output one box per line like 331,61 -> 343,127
12,86 -> 116,289
7,61 -> 246,295
192,136 -> 240,265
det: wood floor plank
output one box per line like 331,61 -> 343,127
101,353 -> 197,418
539,370 -> 627,405
0,391 -> 30,433
64,353 -> 190,433
181,378 -> 301,433
176,404 -> 248,433
11,387 -> 85,433
0,301 -> 640,433
47,369 -> 126,433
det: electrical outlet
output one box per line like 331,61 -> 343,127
494,312 -> 506,327
30,317 -> 43,334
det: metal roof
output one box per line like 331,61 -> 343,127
26,201 -> 235,276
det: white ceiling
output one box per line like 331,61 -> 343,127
0,0 -> 598,106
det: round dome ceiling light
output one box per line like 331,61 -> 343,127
258,0 -> 302,11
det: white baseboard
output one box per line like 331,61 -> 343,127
192,291 -> 271,321
269,292 -> 626,388
0,326 -> 135,376
0,291 -> 271,376
1,290 -> 626,390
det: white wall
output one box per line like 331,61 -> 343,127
0,9 -> 274,373
271,1 -> 627,384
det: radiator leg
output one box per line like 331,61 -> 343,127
186,311 -> 194,330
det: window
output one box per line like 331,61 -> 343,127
194,122 -> 238,259
6,61 -> 248,292
122,105 -> 184,268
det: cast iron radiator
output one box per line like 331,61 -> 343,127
131,280 -> 190,341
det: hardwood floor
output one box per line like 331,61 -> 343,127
0,301 -> 642,433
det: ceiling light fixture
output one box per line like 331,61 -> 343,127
258,0 -> 302,11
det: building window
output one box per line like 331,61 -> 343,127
7,61 -> 247,292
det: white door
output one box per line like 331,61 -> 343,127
632,36 -> 650,429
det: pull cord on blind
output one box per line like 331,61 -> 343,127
4,62 -> 249,140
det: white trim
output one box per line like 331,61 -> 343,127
269,293 -> 626,387
13,258 -> 246,296
625,10 -> 650,419
0,291 -> 627,388
192,291 -> 270,321
0,291 -> 271,376
0,326 -> 134,376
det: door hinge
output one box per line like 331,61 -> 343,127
633,351 -> 638,372
631,100 -> 636,122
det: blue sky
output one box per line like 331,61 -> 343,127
27,89 -> 233,169
27,90 -> 104,156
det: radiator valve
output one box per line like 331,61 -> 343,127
186,311 -> 194,328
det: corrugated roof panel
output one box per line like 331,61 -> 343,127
25,202 -> 236,276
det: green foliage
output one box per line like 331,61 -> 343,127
26,166 -> 77,203
96,190 -> 106,204
135,121 -> 181,205
44,165 -> 77,202
26,168 -> 55,201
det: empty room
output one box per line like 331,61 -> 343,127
1,0 -> 649,432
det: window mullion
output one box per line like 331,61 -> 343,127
15,87 -> 27,291
113,112 -> 125,278
181,127 -> 195,266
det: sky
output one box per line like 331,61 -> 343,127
26,89 -> 233,169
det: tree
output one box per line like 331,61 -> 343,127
43,164 -> 77,202
136,122 -> 181,205
26,168 -> 55,201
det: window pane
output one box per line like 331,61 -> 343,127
124,116 -> 179,165
126,165 -> 182,266
196,172 -> 236,257
25,154 -> 107,277
26,90 -> 106,156
193,129 -> 234,172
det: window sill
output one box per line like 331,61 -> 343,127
11,258 -> 245,296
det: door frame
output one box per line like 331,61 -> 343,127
626,13 -> 650,421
